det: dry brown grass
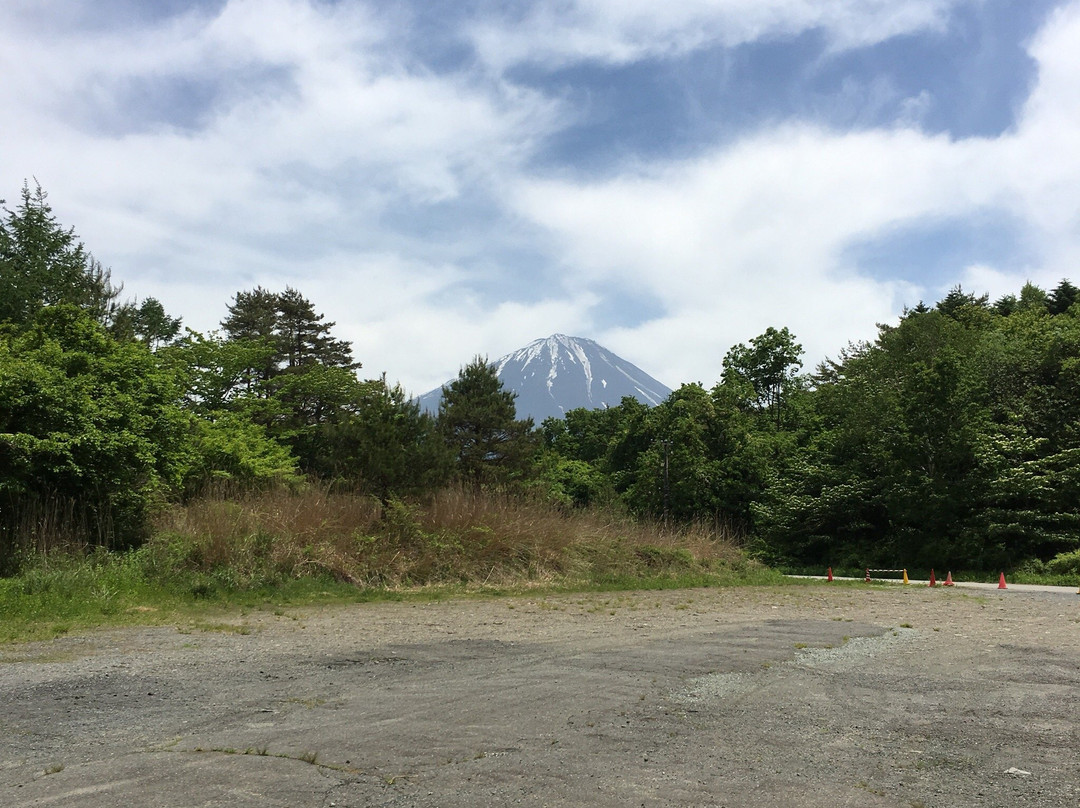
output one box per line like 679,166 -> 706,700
148,484 -> 750,589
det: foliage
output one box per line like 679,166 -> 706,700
437,357 -> 537,484
314,375 -> 452,499
5,182 -> 1080,579
0,305 -> 191,566
721,326 -> 804,427
756,294 -> 1080,569
0,182 -> 124,328
111,297 -> 183,349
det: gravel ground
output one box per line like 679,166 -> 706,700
2,584 -> 1078,807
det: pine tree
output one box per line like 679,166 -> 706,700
274,287 -> 356,371
1017,282 -> 1049,313
221,286 -> 358,377
222,287 -> 278,343
936,285 -> 989,319
111,297 -> 182,349
994,294 -> 1018,316
437,357 -> 535,484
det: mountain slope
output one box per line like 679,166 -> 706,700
418,334 -> 672,422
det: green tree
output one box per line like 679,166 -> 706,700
437,357 -> 536,485
221,286 -> 286,392
1048,279 -> 1079,315
218,287 -> 364,473
0,305 -> 191,563
721,327 -> 804,427
222,286 -> 358,377
1017,281 -> 1049,314
158,331 -> 301,493
756,288 -> 1080,570
936,285 -> 989,319
316,376 -> 451,500
110,297 -> 183,349
0,182 -> 124,328
274,287 -> 356,371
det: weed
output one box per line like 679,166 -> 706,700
0,485 -> 774,642
285,697 -> 327,708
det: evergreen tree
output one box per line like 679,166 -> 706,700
0,182 -> 122,327
994,294 -> 1018,316
316,376 -> 451,500
936,285 -> 989,319
219,286 -> 364,474
222,286 -> 279,342
1048,279 -> 1079,315
275,287 -> 356,371
221,287 -> 280,390
437,357 -> 535,484
221,286 -> 359,379
111,297 -> 182,349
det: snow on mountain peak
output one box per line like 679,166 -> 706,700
419,335 -> 670,422
485,334 -> 671,422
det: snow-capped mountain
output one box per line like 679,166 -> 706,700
417,334 -> 672,423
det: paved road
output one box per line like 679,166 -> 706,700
3,586 -> 1078,807
791,575 -> 1080,595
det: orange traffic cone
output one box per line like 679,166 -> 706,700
928,569 -> 936,587
827,567 -> 833,582
903,569 -> 910,585
998,572 -> 1008,589
865,569 -> 871,583
943,571 -> 955,586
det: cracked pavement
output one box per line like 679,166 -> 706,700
2,585 -> 1078,807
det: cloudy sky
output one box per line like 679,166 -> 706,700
2,0 -> 1078,394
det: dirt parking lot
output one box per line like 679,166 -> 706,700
2,584 -> 1078,807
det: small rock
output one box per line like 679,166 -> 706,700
1004,767 -> 1031,777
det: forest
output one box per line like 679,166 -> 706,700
2,181 -> 1079,583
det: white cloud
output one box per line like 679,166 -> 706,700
0,0 -> 560,218
301,257 -> 600,394
4,0 -> 1080,396
469,0 -> 970,70
507,1 -> 1080,380
0,0 -> 566,395
511,124 -> 991,376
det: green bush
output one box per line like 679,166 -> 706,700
1047,549 -> 1080,576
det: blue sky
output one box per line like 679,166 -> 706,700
3,0 -> 1079,393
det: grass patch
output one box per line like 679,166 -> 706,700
0,486 -> 776,644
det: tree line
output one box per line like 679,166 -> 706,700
2,181 -> 1079,575
544,286 -> 1080,573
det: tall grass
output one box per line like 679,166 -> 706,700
0,485 -> 775,643
147,484 -> 755,590
0,491 -> 120,575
